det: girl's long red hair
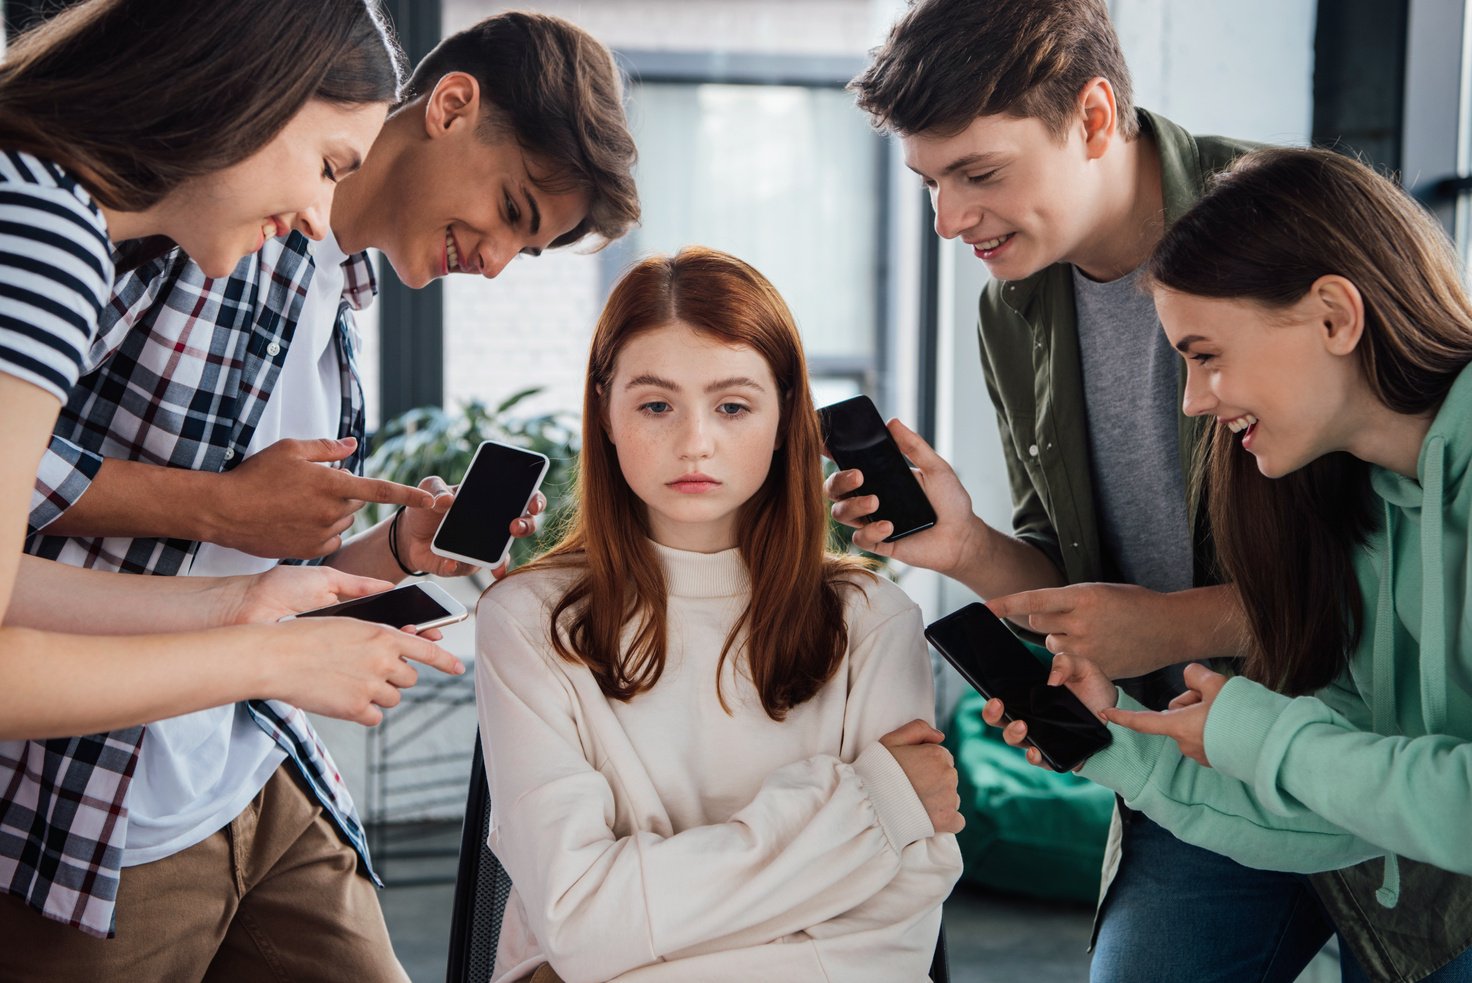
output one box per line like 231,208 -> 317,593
510,247 -> 871,719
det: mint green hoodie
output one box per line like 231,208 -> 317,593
1080,363 -> 1472,895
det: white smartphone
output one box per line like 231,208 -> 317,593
282,581 -> 468,631
431,440 -> 550,569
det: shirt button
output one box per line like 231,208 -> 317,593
267,341 -> 282,356
224,447 -> 235,460
1028,444 -> 1039,457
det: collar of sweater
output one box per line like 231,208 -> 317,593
651,540 -> 751,599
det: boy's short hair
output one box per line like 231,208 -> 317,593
404,11 -> 639,248
850,0 -> 1139,141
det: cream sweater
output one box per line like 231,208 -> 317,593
474,542 -> 962,983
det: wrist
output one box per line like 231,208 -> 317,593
189,470 -> 237,545
946,514 -> 996,585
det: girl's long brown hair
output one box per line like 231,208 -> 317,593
0,0 -> 403,212
1148,147 -> 1472,694
513,247 -> 872,719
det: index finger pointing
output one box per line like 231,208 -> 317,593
336,473 -> 435,509
988,587 -> 1075,621
1100,707 -> 1179,736
398,634 -> 465,676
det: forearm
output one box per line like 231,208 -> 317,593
947,518 -> 1067,599
5,554 -> 243,633
0,622 -> 272,739
42,456 -> 223,541
326,516 -> 405,583
1170,585 -> 1251,662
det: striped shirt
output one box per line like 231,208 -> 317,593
0,151 -> 112,400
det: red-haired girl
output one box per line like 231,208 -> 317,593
475,247 -> 962,982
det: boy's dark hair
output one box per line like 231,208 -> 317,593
404,11 -> 639,248
850,0 -> 1138,141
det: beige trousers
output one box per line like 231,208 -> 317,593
0,764 -> 409,982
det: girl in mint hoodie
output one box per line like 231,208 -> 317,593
985,147 -> 1472,938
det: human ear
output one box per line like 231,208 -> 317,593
1310,275 -> 1366,356
595,384 -> 615,443
1077,77 -> 1119,161
423,72 -> 481,139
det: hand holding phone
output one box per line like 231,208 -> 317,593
431,441 -> 549,569
818,395 -> 936,542
925,603 -> 1111,772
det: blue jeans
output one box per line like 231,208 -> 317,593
1092,812 -> 1472,983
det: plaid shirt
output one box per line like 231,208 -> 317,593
5,232 -> 376,938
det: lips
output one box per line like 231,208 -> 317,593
668,474 -> 721,493
969,232 -> 1016,261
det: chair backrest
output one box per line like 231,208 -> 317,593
446,729 -> 950,983
446,735 -> 512,983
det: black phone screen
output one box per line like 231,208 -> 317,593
433,441 -> 548,566
818,395 -> 936,542
296,585 -> 453,626
925,603 -> 1111,771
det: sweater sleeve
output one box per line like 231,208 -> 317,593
1199,675 -> 1472,874
1078,689 -> 1388,874
475,587 -> 958,983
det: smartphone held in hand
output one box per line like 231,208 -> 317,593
925,602 -> 1111,772
818,395 -> 936,542
284,581 -> 468,631
431,440 -> 549,569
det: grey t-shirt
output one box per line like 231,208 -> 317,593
1072,265 -> 1194,595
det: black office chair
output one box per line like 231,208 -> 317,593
446,732 -> 950,983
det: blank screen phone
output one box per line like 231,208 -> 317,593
818,395 -> 936,542
925,602 -> 1111,772
292,582 -> 466,630
431,440 -> 549,568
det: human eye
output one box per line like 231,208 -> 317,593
1189,351 -> 1216,365
967,169 -> 999,185
717,402 -> 750,417
638,400 -> 671,416
322,159 -> 338,183
504,192 -> 520,226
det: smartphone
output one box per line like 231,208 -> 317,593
925,602 -> 1111,772
284,581 -> 468,631
818,395 -> 936,542
431,440 -> 549,568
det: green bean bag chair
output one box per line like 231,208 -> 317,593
943,668 -> 1115,904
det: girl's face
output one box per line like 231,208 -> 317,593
603,320 -> 783,553
1155,283 -> 1366,479
165,99 -> 387,277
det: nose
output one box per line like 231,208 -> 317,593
470,237 -> 517,279
1181,364 -> 1215,418
933,185 -> 980,240
678,413 -> 714,461
294,186 -> 333,242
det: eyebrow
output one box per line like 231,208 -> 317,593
624,373 -> 768,394
1173,334 -> 1210,353
906,151 -> 1006,179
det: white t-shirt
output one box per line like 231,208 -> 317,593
122,232 -> 350,866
